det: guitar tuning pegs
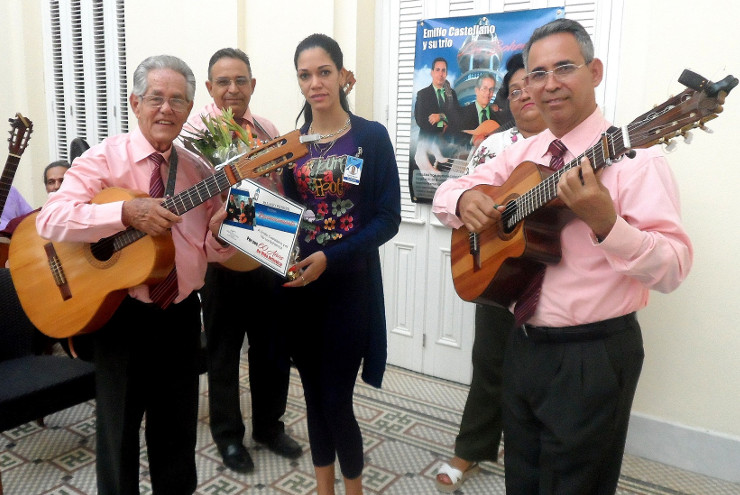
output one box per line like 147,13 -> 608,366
699,123 -> 714,134
682,131 -> 693,144
664,140 -> 678,152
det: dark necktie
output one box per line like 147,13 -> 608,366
147,152 -> 178,309
235,116 -> 249,129
480,107 -> 488,124
437,88 -> 445,108
513,139 -> 568,327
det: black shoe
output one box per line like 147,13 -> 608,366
219,443 -> 254,473
255,432 -> 303,459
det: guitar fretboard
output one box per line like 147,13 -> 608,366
502,126 -> 628,230
0,155 -> 21,215
99,165 -> 237,256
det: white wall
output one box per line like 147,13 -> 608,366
614,0 -> 740,439
0,1 -> 50,207
123,0 -> 238,130
1,0 -> 738,479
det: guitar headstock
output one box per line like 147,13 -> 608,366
231,129 -> 309,182
8,113 -> 33,156
626,71 -> 738,150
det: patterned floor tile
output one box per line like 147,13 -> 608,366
49,447 -> 95,472
272,469 -> 317,495
2,363 -> 738,494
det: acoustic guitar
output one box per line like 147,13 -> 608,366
451,70 -> 737,307
9,130 -> 308,338
0,113 -> 33,265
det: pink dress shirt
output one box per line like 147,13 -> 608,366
433,108 -> 693,327
36,127 -> 231,305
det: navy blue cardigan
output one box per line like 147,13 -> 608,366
284,113 -> 401,387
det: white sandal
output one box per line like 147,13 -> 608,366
435,461 -> 480,493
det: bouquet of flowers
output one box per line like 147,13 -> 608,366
181,108 -> 258,167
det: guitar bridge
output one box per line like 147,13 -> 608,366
468,232 -> 481,270
44,242 -> 72,300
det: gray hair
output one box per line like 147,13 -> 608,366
523,19 -> 594,71
132,55 -> 196,102
476,72 -> 497,89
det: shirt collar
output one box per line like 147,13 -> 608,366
131,127 -> 173,164
536,107 -> 608,162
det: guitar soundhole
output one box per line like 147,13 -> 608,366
89,238 -> 115,262
500,200 -> 519,237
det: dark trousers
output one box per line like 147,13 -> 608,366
454,304 -> 514,462
502,315 -> 644,494
94,294 -> 201,495
200,265 -> 290,448
284,272 -> 370,479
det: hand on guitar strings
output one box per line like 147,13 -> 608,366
283,251 -> 327,288
122,197 -> 181,237
557,156 -> 617,241
457,189 -> 505,234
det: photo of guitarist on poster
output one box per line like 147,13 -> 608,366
409,7 -> 562,203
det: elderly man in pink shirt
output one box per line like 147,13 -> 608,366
37,54 -> 232,494
433,19 -> 692,494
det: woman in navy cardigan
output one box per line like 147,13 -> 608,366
281,33 -> 401,495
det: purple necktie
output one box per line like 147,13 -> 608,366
147,152 -> 178,309
513,139 -> 568,327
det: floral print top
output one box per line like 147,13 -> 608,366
290,131 -> 361,255
465,127 -> 520,175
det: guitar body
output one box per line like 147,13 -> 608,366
9,188 -> 175,338
451,161 -> 574,307
218,250 -> 260,272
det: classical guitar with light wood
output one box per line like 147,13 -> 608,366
9,130 -> 308,338
451,70 -> 737,307
0,113 -> 33,265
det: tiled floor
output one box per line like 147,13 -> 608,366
1,360 -> 739,494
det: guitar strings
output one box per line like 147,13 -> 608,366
503,89 -> 703,229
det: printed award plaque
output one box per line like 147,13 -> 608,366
219,180 -> 304,277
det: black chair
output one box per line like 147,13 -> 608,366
68,136 -> 90,162
0,268 -> 96,494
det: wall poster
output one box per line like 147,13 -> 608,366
409,7 -> 563,203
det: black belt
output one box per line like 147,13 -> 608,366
522,312 -> 637,343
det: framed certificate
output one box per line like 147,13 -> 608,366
219,180 -> 304,277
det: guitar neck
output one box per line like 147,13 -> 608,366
502,126 -> 628,230
0,155 -> 21,215
114,166 -> 235,247
105,129 -> 307,250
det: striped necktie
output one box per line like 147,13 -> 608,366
513,139 -> 568,327
147,152 -> 178,309
547,139 -> 568,170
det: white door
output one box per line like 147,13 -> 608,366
377,0 -> 617,384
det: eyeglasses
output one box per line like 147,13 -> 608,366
213,77 -> 251,88
508,88 -> 529,102
525,63 -> 587,87
139,95 -> 189,113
